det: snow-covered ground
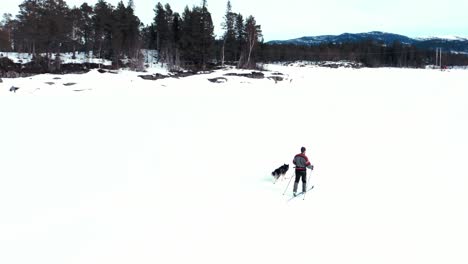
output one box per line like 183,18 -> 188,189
0,50 -> 159,66
0,51 -> 113,65
1,65 -> 467,264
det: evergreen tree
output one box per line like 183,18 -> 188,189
154,2 -> 168,56
68,7 -> 82,59
0,14 -> 13,51
180,6 -> 194,67
239,15 -> 262,69
141,24 -> 156,50
234,13 -> 245,64
79,3 -> 94,55
109,1 -> 140,66
111,1 -> 127,65
221,0 -> 236,65
125,1 -> 141,59
16,0 -> 42,54
199,0 -> 214,70
41,0 -> 71,56
93,0 -> 114,59
172,12 -> 182,68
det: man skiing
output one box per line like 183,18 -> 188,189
292,146 -> 314,196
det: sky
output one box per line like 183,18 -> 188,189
2,0 -> 468,41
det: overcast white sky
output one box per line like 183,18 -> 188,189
2,0 -> 468,41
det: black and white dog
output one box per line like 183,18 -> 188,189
272,164 -> 289,182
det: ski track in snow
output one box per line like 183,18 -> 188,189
0,65 -> 467,264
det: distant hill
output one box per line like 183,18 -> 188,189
268,31 -> 468,53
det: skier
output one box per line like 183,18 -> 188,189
292,146 -> 314,196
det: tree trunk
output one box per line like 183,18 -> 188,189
247,42 -> 253,68
72,42 -> 76,59
221,38 -> 226,66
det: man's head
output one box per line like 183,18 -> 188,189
301,146 -> 306,153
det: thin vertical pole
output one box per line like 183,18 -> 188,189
439,48 -> 442,70
283,172 -> 294,195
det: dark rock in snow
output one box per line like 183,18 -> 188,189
208,77 -> 228,83
73,89 -> 91,92
170,71 -> 197,78
138,73 -> 169,80
45,82 -> 55,85
267,76 -> 284,83
97,69 -> 118,74
249,71 -> 265,79
63,83 -> 76,86
224,71 -> 265,79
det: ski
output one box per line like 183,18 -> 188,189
287,185 -> 314,201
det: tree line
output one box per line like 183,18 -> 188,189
140,0 -> 262,70
1,0 -> 141,68
0,0 -> 263,71
259,40 -> 468,67
1,0 -> 467,71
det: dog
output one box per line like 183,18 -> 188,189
10,86 -> 19,93
272,164 -> 289,183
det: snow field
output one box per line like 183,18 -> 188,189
0,65 -> 467,264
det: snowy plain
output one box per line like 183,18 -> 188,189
1,64 -> 467,264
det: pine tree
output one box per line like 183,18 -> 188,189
238,15 -> 261,69
41,0 -> 71,57
0,14 -> 13,51
234,13 -> 245,65
180,6 -> 194,67
221,0 -> 236,65
154,2 -> 168,58
68,7 -> 82,59
172,12 -> 182,68
125,1 -> 141,60
93,0 -> 114,60
199,0 -> 214,70
16,0 -> 43,55
175,3 -> 214,70
79,3 -> 94,56
111,1 -> 127,66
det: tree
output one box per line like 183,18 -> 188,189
234,13 -> 245,63
171,12 -> 182,68
166,2 -> 214,70
0,13 -> 13,51
240,15 -> 262,69
41,0 -> 71,56
68,7 -> 83,59
16,0 -> 42,54
125,1 -> 141,60
93,0 -> 114,59
221,0 -> 236,65
79,3 -> 94,55
141,23 -> 156,50
154,2 -> 167,56
199,0 -> 214,70
109,1 -> 141,67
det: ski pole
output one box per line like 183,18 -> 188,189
303,169 -> 313,200
282,171 -> 294,195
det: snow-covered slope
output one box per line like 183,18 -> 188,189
417,35 -> 468,41
0,65 -> 467,264
269,31 -> 468,53
268,31 -> 417,45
